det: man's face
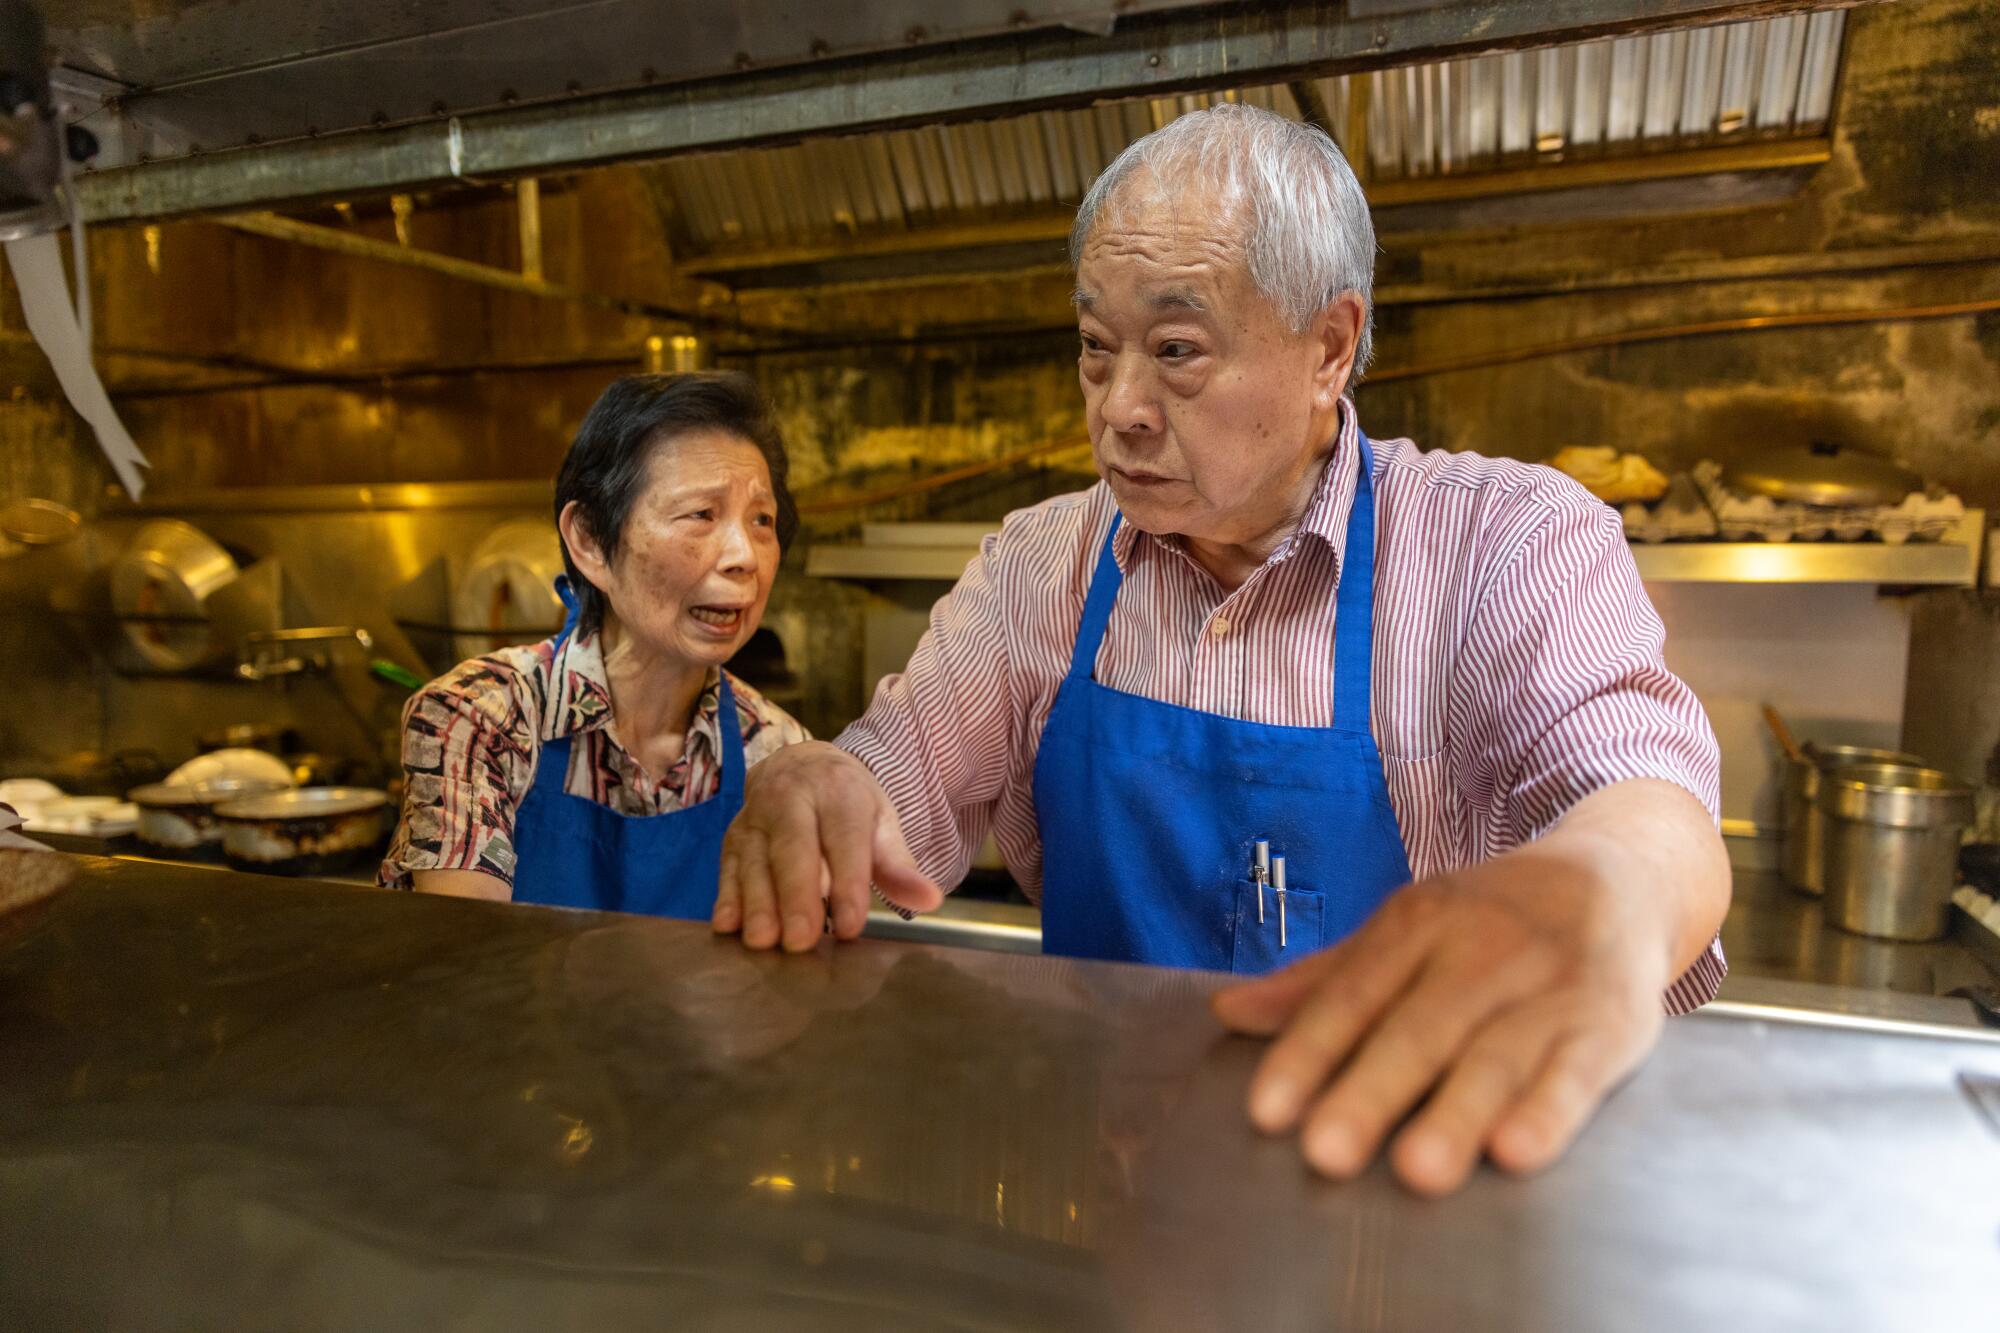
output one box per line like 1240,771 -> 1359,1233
1073,176 -> 1359,549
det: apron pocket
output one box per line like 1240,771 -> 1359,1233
1229,878 -> 1326,976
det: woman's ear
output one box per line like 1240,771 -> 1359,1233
557,500 -> 612,588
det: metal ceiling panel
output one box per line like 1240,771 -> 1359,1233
652,7 -> 1848,270
1362,10 -> 1847,180
71,1 -> 1868,225
53,0 -> 1219,154
657,83 -> 1315,255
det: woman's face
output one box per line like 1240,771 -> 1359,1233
566,428 -> 782,670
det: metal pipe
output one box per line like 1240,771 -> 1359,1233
210,210 -> 787,336
1364,293 -> 2000,385
795,436 -> 1090,516
515,178 -> 542,282
1287,80 -> 1335,136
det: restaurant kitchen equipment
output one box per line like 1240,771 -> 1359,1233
127,775 -> 292,853
212,786 -> 393,876
1780,742 -> 1923,895
2,857 -> 1994,1330
108,519 -> 239,672
1817,763 -> 1977,942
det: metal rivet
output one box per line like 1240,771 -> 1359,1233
734,51 -> 753,69
809,37 -> 830,57
371,111 -> 388,127
906,25 -> 926,43
565,80 -> 582,94
500,88 -> 518,104
1010,9 -> 1031,27
428,100 -> 445,116
1147,53 -> 1161,68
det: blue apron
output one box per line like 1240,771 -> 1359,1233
510,582 -> 745,918
1030,432 -> 1413,973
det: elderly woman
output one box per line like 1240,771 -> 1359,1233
380,371 -> 808,916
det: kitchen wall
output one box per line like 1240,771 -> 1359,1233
2,0 -> 1996,814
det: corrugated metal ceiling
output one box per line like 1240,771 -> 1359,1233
659,9 -> 1846,256
1365,9 -> 1846,178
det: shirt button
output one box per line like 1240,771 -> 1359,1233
1210,617 -> 1231,637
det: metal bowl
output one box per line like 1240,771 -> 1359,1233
109,520 -> 240,671
128,776 -> 293,851
214,787 -> 392,877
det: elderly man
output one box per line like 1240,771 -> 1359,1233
713,102 -> 1730,1196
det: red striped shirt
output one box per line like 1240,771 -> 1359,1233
837,402 -> 1726,1012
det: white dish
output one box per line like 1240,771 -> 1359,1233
168,748 -> 297,790
25,796 -> 139,838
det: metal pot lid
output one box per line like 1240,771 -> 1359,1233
129,776 -> 292,808
1722,443 -> 1921,508
0,498 -> 81,547
215,787 -> 390,820
1803,743 -> 1922,769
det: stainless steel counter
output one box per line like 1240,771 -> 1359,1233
1719,865 -> 2000,1000
1,854 -> 1996,1331
40,834 -> 1997,997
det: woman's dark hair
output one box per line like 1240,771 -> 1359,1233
553,370 -> 798,638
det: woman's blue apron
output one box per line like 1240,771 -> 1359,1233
510,581 -> 744,917
1030,433 -> 1413,973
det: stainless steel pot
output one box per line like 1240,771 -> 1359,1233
214,787 -> 392,877
128,777 -> 292,853
1817,764 -> 1975,941
1780,745 -> 1921,895
109,520 -> 240,672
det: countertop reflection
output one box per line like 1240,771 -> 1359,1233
0,854 -> 1995,1331
1720,867 -> 1998,997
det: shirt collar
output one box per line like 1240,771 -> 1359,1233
541,629 -> 724,761
1112,395 -> 1364,580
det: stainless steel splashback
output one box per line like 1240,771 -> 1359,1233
0,483 -> 557,780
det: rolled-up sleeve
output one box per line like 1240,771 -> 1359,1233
1457,496 -> 1726,1011
835,530 -> 1029,890
378,678 -> 533,891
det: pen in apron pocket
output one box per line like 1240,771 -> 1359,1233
1272,854 -> 1288,949
1252,839 -> 1270,924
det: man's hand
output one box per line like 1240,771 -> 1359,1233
713,742 -> 944,953
1211,780 -> 1728,1197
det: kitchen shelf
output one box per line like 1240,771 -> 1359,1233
1630,510 -> 1983,586
808,513 -> 1987,588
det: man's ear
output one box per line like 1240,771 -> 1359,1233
557,500 -> 611,587
1311,291 -> 1366,409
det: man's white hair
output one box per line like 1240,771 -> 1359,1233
1069,101 -> 1378,374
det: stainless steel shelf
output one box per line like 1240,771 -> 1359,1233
808,512 -> 1987,588
1631,511 -> 1984,585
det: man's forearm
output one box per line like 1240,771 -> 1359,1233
833,717 -> 978,890
1534,778 -> 1732,979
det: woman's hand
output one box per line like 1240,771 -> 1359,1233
713,741 -> 944,952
